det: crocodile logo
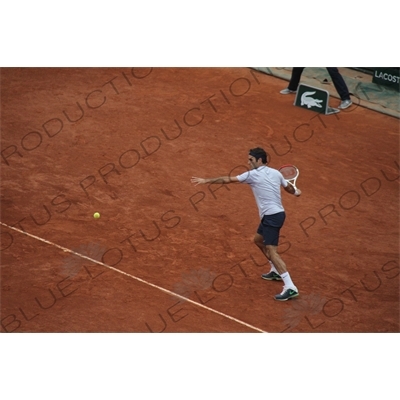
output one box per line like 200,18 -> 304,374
301,91 -> 323,108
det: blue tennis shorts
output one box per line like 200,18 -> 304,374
257,212 -> 286,246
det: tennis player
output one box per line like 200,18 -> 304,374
191,147 -> 301,301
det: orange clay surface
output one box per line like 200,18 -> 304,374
1,68 -> 399,332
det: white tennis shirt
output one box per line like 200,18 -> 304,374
236,166 -> 287,218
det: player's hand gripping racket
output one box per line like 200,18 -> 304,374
279,164 -> 301,196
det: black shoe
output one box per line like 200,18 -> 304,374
274,288 -> 299,301
261,271 -> 282,281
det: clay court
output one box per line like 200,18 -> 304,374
1,67 -> 399,333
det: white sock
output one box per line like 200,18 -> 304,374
280,272 -> 297,291
269,260 -> 279,274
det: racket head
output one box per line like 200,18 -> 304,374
279,164 -> 299,180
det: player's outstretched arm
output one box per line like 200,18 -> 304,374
191,176 -> 239,186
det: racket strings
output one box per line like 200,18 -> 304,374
279,166 -> 298,180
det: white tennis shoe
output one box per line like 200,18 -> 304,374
280,88 -> 297,94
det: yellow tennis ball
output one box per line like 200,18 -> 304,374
93,212 -> 100,219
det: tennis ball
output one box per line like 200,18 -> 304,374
93,212 -> 100,219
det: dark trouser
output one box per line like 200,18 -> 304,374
288,67 -> 305,91
288,67 -> 351,101
326,67 -> 351,101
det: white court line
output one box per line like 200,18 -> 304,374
0,222 -> 267,333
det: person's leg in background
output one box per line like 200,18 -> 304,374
326,67 -> 352,109
280,67 -> 305,94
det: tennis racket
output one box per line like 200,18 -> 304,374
279,164 -> 300,191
